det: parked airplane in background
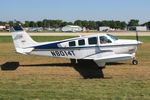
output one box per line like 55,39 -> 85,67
10,26 -> 143,68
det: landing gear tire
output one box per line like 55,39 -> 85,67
70,59 -> 76,65
99,67 -> 105,70
132,60 -> 138,65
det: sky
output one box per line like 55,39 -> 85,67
0,0 -> 150,23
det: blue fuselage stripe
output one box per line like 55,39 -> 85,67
31,44 -> 137,51
33,43 -> 137,50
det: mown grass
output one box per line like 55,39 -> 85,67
0,79 -> 149,100
0,36 -> 150,100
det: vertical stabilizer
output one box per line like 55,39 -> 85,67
10,26 -> 37,54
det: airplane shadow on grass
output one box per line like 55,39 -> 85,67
0,61 -> 125,79
1,62 -> 19,70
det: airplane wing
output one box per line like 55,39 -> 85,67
94,54 -> 133,62
84,51 -> 133,67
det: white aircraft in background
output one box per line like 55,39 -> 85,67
10,26 -> 143,68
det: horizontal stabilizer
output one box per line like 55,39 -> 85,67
15,48 -> 34,54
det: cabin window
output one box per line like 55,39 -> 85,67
99,36 -> 112,44
78,39 -> 85,46
107,34 -> 118,41
88,37 -> 97,45
69,41 -> 76,46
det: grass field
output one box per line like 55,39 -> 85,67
0,36 -> 150,100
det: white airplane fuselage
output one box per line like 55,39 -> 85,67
11,26 -> 142,67
28,35 -> 139,59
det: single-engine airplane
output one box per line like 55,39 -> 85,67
10,26 -> 143,68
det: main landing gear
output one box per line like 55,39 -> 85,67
132,59 -> 138,65
132,53 -> 138,65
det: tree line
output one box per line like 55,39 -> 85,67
0,19 -> 149,30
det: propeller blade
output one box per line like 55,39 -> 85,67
136,31 -> 139,41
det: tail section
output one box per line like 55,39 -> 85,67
10,26 -> 37,54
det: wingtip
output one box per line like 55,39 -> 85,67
137,41 -> 143,45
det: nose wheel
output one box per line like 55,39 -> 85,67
132,60 -> 138,65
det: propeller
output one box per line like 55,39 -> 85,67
135,31 -> 143,45
136,31 -> 139,42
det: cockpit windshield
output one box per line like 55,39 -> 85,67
107,34 -> 118,41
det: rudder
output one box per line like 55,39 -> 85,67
10,26 -> 37,54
